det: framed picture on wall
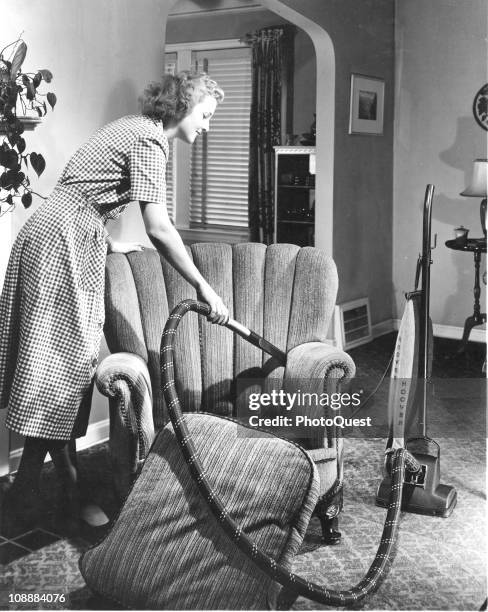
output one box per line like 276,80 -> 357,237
349,74 -> 385,135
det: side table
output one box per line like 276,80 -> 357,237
445,237 -> 486,353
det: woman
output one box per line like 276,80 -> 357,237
0,71 -> 228,528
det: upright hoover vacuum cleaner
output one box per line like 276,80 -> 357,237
376,185 -> 457,517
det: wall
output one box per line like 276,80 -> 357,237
394,0 -> 487,333
275,0 -> 395,325
1,0 -> 170,463
166,6 -> 283,40
171,0 -> 261,12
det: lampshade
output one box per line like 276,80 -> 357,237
460,158 -> 488,197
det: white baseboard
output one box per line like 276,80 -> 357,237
332,317 -> 486,348
6,419 -> 110,475
75,418 -> 110,452
432,323 -> 486,343
387,319 -> 486,343
372,319 -> 396,338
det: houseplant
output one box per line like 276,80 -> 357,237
0,38 -> 56,213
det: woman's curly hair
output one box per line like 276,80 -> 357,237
140,71 -> 224,125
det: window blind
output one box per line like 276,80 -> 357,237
190,48 -> 251,229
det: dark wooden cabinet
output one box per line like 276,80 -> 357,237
273,146 -> 316,246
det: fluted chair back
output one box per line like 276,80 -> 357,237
103,243 -> 338,430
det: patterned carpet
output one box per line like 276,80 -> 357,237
292,435 -> 486,610
0,334 -> 485,610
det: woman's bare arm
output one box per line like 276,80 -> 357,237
139,201 -> 228,324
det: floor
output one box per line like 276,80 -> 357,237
0,437 -> 119,570
0,332 -> 485,609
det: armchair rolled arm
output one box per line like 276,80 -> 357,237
283,342 -> 356,489
285,341 -> 356,383
95,352 -> 155,500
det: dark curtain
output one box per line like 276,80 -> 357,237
246,26 -> 293,244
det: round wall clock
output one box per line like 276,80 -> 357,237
473,83 -> 488,131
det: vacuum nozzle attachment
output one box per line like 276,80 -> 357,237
376,437 -> 457,518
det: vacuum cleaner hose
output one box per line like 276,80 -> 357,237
160,299 -> 421,606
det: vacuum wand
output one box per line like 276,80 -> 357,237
226,318 -> 287,366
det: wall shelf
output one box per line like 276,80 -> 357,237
278,219 -> 314,225
278,185 -> 315,190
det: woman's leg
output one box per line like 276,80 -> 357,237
3,437 -> 108,532
1,437 -> 50,533
48,440 -> 109,527
11,437 -> 50,495
48,440 -> 80,520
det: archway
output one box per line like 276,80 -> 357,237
164,0 -> 335,254
260,0 -> 335,254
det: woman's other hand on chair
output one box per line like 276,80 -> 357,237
106,237 -> 145,254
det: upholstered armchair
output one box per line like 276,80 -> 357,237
95,243 -> 355,540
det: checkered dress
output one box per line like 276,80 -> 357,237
0,115 -> 169,440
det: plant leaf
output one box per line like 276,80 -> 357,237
25,82 -> 36,101
47,92 -> 56,109
37,154 -> 46,176
30,152 -> 46,177
0,172 -> 9,188
3,170 -> 13,189
10,41 -> 27,77
15,171 -> 25,188
0,60 -> 9,83
33,72 -> 41,88
10,170 -> 25,190
3,149 -> 19,170
17,137 -> 26,154
21,191 -> 32,208
39,69 -> 53,83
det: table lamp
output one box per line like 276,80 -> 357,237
460,158 -> 487,238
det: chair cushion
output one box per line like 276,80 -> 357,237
79,413 -> 319,610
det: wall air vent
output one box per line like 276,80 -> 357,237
334,297 -> 372,350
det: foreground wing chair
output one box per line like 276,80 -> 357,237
95,242 -> 355,541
